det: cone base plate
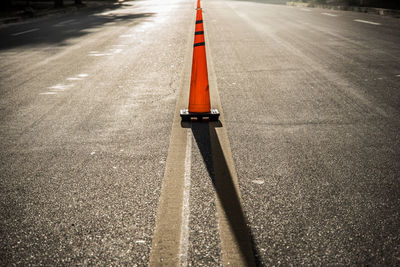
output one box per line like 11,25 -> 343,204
180,109 -> 220,122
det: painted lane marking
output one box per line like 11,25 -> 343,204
54,19 -> 76,27
109,48 -> 123,54
149,21 -> 195,265
179,131 -> 192,267
149,17 -> 256,265
40,83 -> 74,95
322,12 -> 338,17
48,84 -> 73,91
119,34 -> 134,38
11,28 -> 39,36
39,92 -> 57,95
354,19 -> 381,25
67,73 -> 90,81
89,53 -> 112,57
89,48 -> 122,56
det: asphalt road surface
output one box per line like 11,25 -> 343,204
1,0 -> 399,265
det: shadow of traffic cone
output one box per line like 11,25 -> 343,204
180,3 -> 220,122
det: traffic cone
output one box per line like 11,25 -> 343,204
180,2 -> 220,121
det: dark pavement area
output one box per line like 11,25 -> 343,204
206,0 -> 400,265
1,0 -> 399,265
1,0 -> 192,264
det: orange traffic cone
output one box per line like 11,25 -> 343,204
180,2 -> 220,121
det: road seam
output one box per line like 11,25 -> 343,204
149,3 -> 256,266
148,6 -> 194,266
178,131 -> 192,267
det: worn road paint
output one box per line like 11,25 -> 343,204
48,84 -> 73,91
354,19 -> 381,25
149,7 -> 256,266
179,131 -> 192,267
12,28 -> 39,36
322,12 -> 338,17
148,16 -> 193,265
39,92 -> 57,95
54,19 -> 76,27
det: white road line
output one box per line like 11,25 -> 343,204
60,19 -> 75,24
48,84 -> 73,91
322,12 -> 338,17
301,8 -> 312,12
179,131 -> 192,267
354,19 -> 381,25
66,77 -> 82,81
39,92 -> 57,95
11,28 -> 39,36
54,19 -> 76,27
89,53 -> 112,57
110,48 -> 123,54
119,34 -> 134,38
78,73 -> 88,77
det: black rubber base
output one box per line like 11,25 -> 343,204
180,108 -> 220,122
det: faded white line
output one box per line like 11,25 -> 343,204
78,73 -> 88,77
301,8 -> 312,12
322,12 -> 338,17
54,19 -> 76,27
354,19 -> 381,25
39,92 -> 57,95
109,48 -> 123,54
179,131 -> 192,267
119,34 -> 134,38
66,77 -> 82,81
48,84 -> 73,91
12,28 -> 39,36
89,53 -> 112,57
